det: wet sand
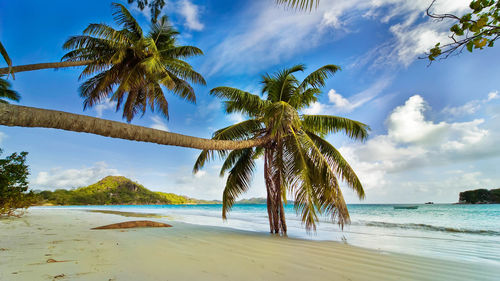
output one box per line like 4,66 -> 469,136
0,208 -> 498,281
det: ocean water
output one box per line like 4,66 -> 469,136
40,204 -> 500,266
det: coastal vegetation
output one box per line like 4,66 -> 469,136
35,176 -> 218,205
194,64 -> 368,233
459,188 -> 500,204
0,150 -> 35,216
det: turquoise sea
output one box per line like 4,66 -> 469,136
39,204 -> 500,266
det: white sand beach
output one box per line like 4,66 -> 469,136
1,208 -> 498,281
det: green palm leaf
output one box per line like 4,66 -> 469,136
0,77 -> 20,103
307,131 -> 365,199
222,148 -> 256,219
210,87 -> 270,116
111,3 -> 143,38
302,115 -> 369,140
297,64 -> 340,90
213,119 -> 264,141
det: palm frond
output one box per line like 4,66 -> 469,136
83,23 -> 131,45
222,148 -> 255,219
288,88 -> 320,109
112,3 -> 143,38
220,149 -> 247,177
80,71 -> 118,109
160,46 -> 203,58
262,64 -> 304,102
210,87 -> 269,117
284,130 -> 318,231
167,75 -> 196,103
213,119 -> 263,141
165,61 -> 206,85
298,64 -> 340,90
302,115 -> 369,140
0,76 -> 20,103
307,131 -> 365,199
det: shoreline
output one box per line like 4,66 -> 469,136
29,204 -> 500,266
1,208 -> 499,280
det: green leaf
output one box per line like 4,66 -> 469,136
467,41 -> 474,52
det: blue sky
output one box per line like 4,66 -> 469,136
1,0 -> 499,203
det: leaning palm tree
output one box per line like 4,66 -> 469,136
194,64 -> 368,234
0,103 -> 270,150
62,3 -> 205,121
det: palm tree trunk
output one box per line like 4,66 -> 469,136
264,147 -> 287,235
264,152 -> 274,233
275,167 -> 287,234
0,61 -> 91,75
0,103 -> 270,150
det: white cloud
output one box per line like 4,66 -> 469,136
303,77 -> 391,114
193,170 -> 206,178
203,0 -> 471,75
487,90 -> 499,101
178,0 -> 204,31
442,91 -> 499,117
338,94 -> 498,201
150,115 -> 169,131
227,113 -> 245,123
303,101 -> 324,114
94,98 -> 117,118
328,89 -> 351,108
387,95 -> 449,144
32,162 -> 120,189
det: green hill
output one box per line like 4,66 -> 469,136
36,176 -> 218,205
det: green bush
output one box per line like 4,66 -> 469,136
0,150 -> 34,216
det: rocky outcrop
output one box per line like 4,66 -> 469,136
91,220 -> 173,229
459,188 -> 500,204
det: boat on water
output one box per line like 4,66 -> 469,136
425,202 -> 434,204
394,206 -> 419,210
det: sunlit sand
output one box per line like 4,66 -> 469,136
1,209 -> 498,281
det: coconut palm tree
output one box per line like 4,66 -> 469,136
193,64 -> 368,234
63,3 -> 205,122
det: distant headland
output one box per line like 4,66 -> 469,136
458,188 -> 500,204
34,176 -> 221,206
32,176 -> 271,206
